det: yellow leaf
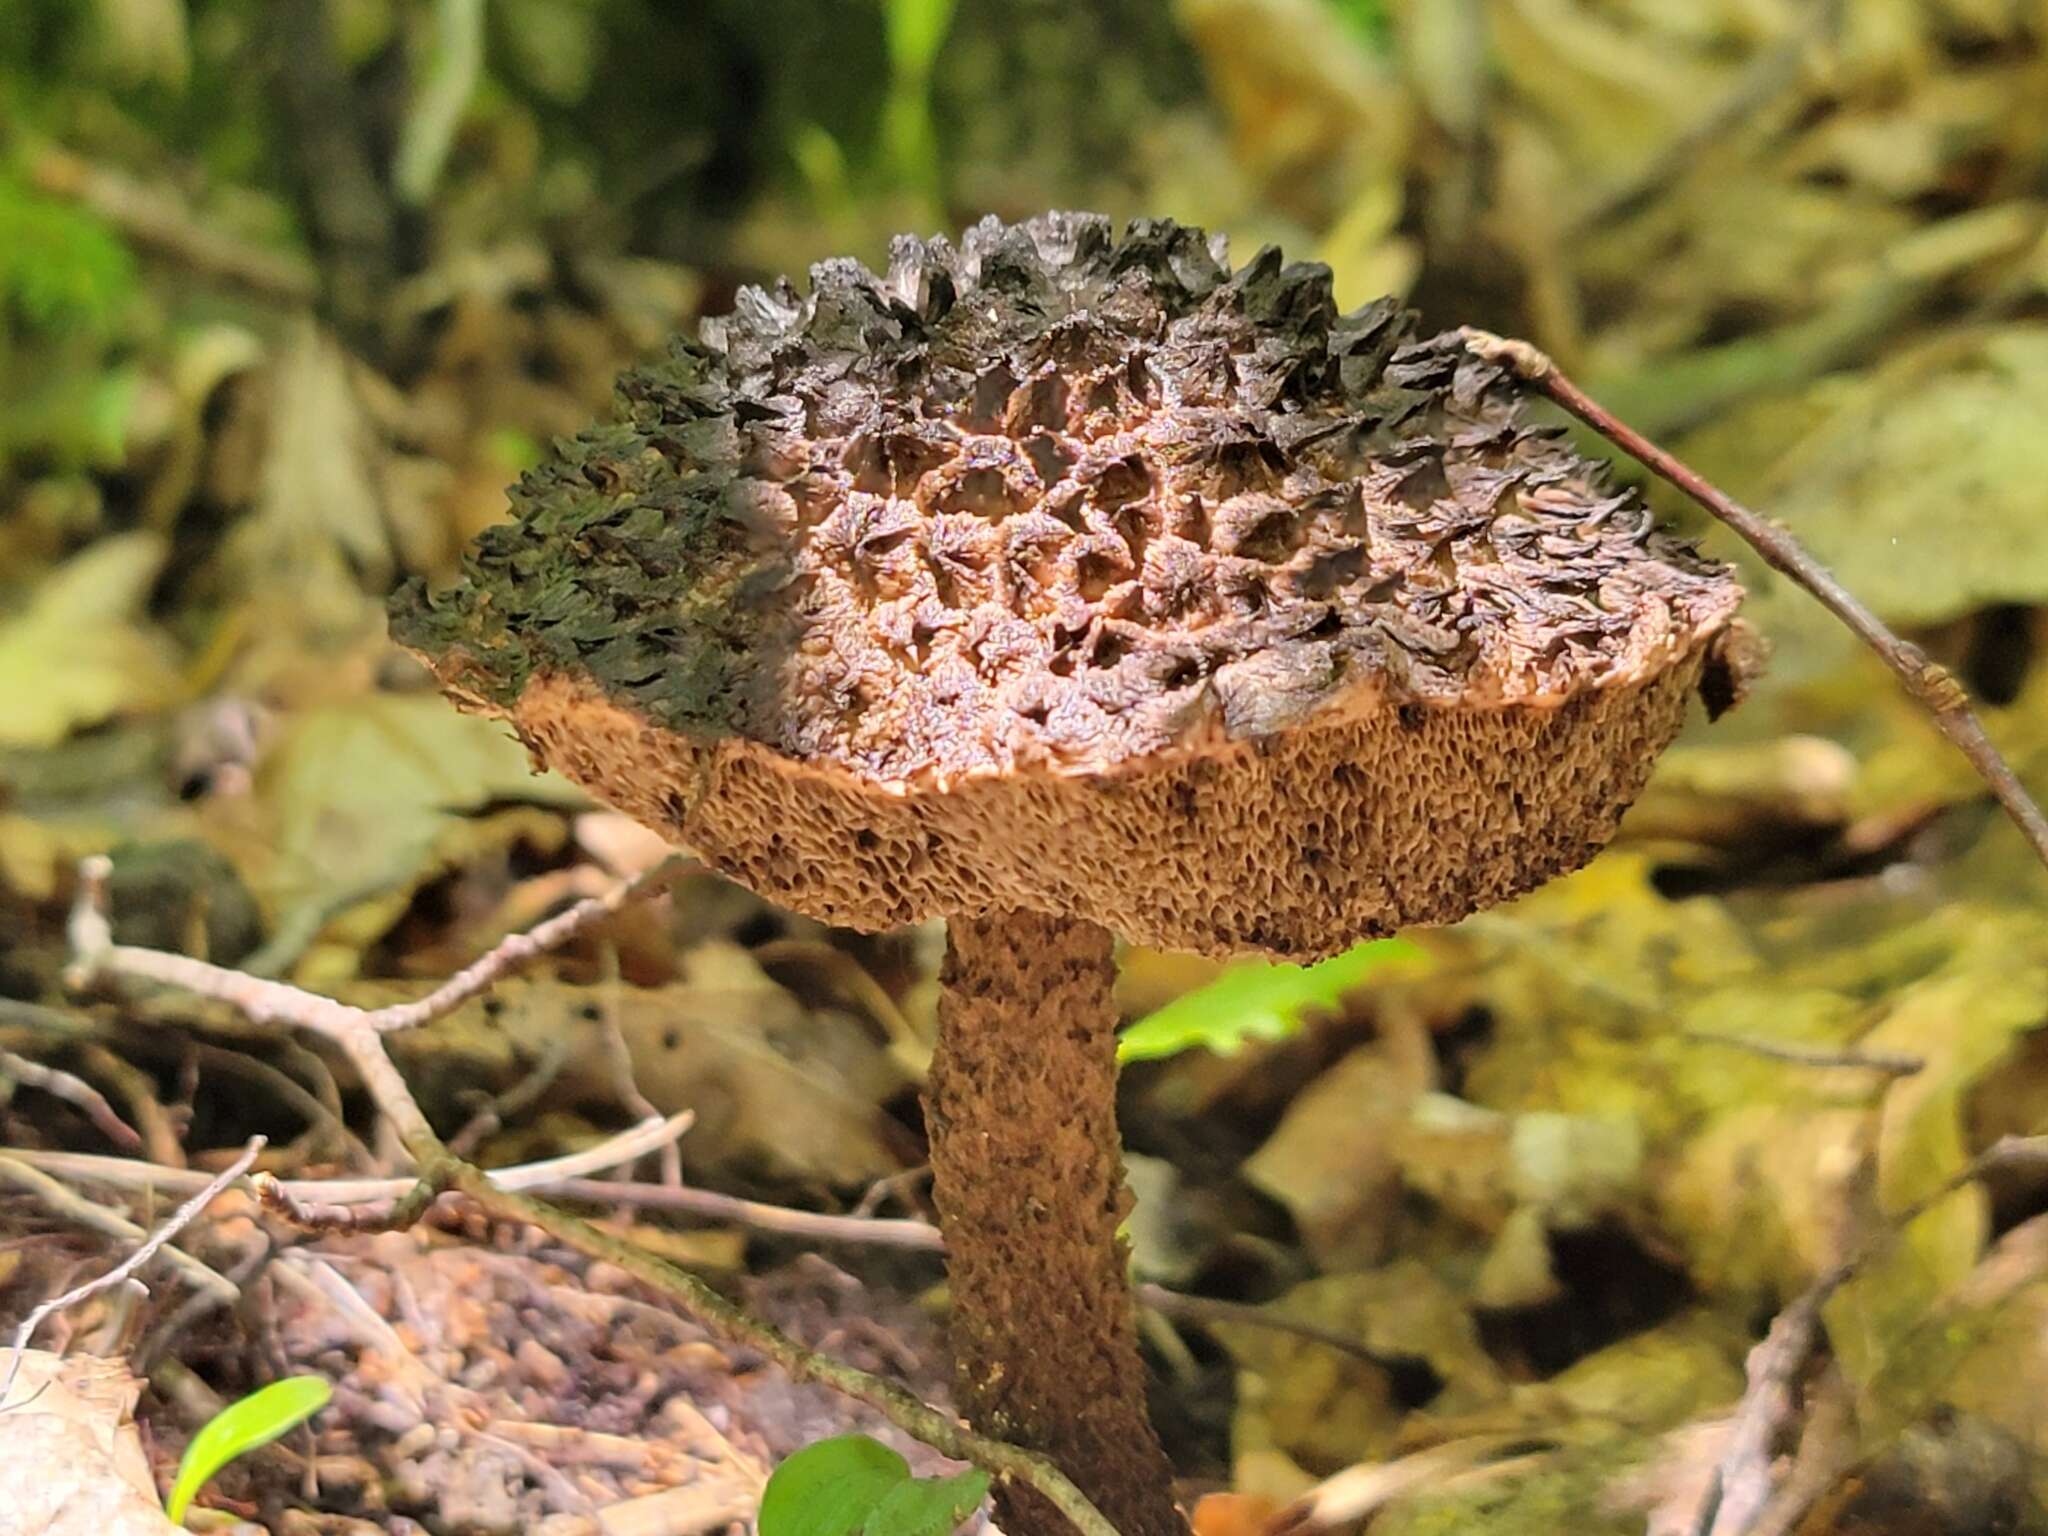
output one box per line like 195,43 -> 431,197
0,532 -> 177,748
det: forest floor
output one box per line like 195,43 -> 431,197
9,3 -> 2048,1534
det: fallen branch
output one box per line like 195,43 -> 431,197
1693,1275 -> 1838,1536
26,143 -> 319,303
1459,328 -> 2048,877
0,1137 -> 264,1404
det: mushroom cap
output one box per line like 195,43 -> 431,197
392,213 -> 1748,958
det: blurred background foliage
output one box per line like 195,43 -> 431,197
6,1 -> 2048,1532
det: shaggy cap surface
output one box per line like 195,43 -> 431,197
392,213 -> 1749,953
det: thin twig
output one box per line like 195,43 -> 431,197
593,939 -> 681,1187
0,1154 -> 239,1304
251,1169 -> 445,1235
0,1137 -> 264,1404
75,1042 -> 184,1165
1134,1288 -> 1427,1374
447,1036 -> 573,1158
1460,328 -> 2048,877
189,1039 -> 375,1169
366,854 -> 691,1034
11,1138 -> 1383,1367
65,854 -> 686,1155
0,1047 -> 143,1149
556,1178 -> 948,1248
1691,1132 -> 2048,1533
1679,1029 -> 1924,1076
852,1163 -> 933,1219
135,1233 -> 279,1375
4,1113 -> 695,1206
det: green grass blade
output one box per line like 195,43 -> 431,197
166,1375 -> 332,1525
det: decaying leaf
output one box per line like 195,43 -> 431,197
217,321 -> 395,652
1213,1262 -> 1506,1498
0,1350 -> 176,1536
0,531 -> 178,749
239,691 -> 584,956
1244,1043 -> 1424,1270
1695,327 -> 2048,636
373,944 -> 913,1185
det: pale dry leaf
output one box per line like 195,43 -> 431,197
0,531 -> 178,749
228,319 -> 391,645
1244,1045 -> 1418,1270
0,1349 -> 176,1536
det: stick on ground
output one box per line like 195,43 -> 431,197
0,1136 -> 264,1403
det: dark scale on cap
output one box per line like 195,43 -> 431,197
393,214 -> 1749,956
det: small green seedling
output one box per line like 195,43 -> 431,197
760,1434 -> 989,1536
1116,936 -> 1425,1063
165,1374 -> 332,1526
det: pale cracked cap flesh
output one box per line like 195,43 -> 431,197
391,213 -> 1750,957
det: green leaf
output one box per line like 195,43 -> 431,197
760,1434 -> 912,1536
881,0 -> 958,80
166,1375 -> 332,1525
1117,937 -> 1425,1063
864,1467 -> 991,1536
0,178 -> 136,335
1325,0 -> 1390,51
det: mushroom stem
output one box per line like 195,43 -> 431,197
929,910 -> 1184,1536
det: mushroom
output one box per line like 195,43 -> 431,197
391,214 -> 1750,1536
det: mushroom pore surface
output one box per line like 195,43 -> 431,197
392,212 -> 1748,955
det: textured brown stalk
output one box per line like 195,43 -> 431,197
930,911 -> 1183,1536
1460,327 -> 2048,878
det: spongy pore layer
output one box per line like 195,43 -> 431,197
507,654 -> 1711,957
392,213 -> 1748,953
